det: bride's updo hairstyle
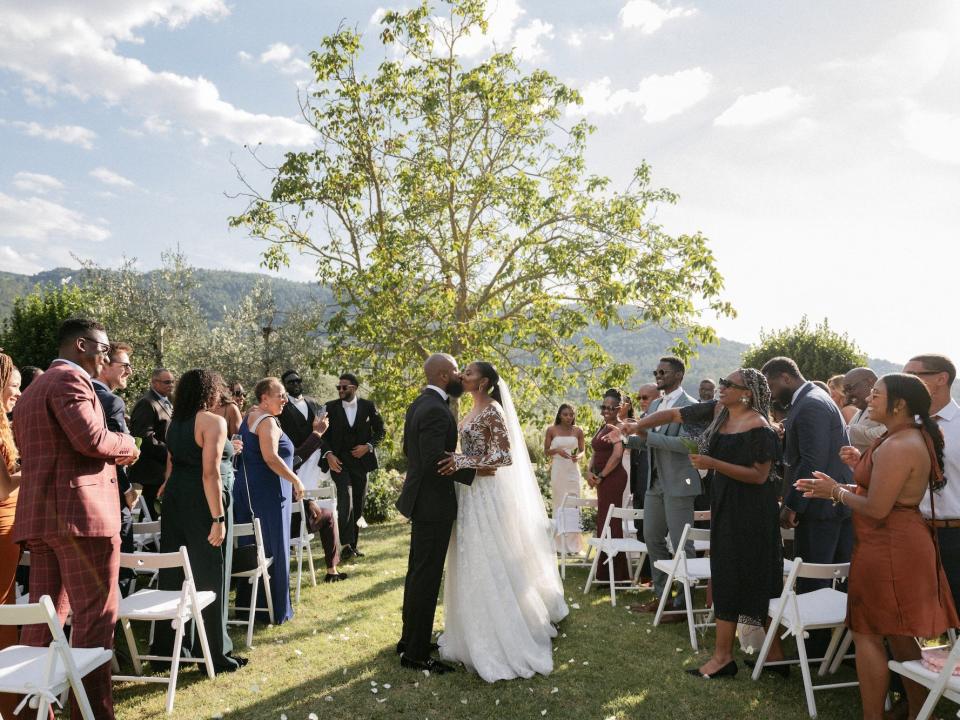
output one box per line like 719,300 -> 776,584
473,361 -> 503,404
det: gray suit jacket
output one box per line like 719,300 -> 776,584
624,391 -> 701,497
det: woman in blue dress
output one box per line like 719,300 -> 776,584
234,377 -> 307,624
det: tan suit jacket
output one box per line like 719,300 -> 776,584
847,407 -> 885,454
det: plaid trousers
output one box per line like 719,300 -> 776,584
23,535 -> 120,720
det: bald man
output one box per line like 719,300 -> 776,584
395,354 -> 475,674
843,367 -> 885,453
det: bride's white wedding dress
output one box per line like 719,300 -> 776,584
438,382 -> 569,682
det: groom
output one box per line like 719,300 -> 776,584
395,353 -> 475,674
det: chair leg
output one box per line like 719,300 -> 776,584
582,550 -> 600,594
294,542 -> 303,606
305,538 -> 317,587
818,626 -> 844,676
683,579 -> 698,652
795,630 -> 818,718
653,567 -> 677,627
191,605 -> 216,680
262,567 -> 275,625
607,553 -> 617,607
829,628 -> 854,674
68,666 -> 99,720
750,618 -> 778,681
122,618 -> 143,675
246,578 -> 259,649
166,618 -> 186,714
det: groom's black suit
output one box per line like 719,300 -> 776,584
396,388 -> 474,663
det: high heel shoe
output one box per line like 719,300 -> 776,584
685,660 -> 738,679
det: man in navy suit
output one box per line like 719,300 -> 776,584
762,357 -> 853,578
92,342 -> 138,596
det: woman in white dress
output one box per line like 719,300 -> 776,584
544,404 -> 585,553
437,362 -> 569,682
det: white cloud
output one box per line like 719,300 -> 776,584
255,42 -> 310,75
569,67 -> 712,122
0,192 -> 110,243
12,171 -> 64,194
714,86 -> 811,127
0,245 -> 43,274
90,167 -> 135,188
2,119 -> 96,149
513,19 -> 553,61
21,86 -> 55,108
0,1 -> 314,147
236,50 -> 252,62
566,31 -> 582,48
902,104 -> 960,166
618,0 -> 697,34
143,115 -> 172,135
824,30 -> 950,94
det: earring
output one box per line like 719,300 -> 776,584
740,396 -> 751,405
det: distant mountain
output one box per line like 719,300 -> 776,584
0,267 -> 906,395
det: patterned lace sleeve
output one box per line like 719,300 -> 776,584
452,404 -> 513,470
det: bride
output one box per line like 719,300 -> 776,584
436,361 -> 569,682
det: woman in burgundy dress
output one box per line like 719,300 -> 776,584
589,393 -> 629,583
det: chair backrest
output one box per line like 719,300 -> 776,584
559,494 -> 597,510
133,520 -> 161,536
783,558 -> 850,591
670,523 -> 710,563
233,518 -> 268,565
119,547 -> 192,573
133,492 -> 154,522
610,506 -> 644,522
305,486 -> 336,501
18,550 -> 30,567
693,510 -> 711,523
780,527 -> 795,542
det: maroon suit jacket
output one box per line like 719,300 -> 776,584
12,361 -> 138,541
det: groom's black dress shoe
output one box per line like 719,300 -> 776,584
399,654 -> 456,674
396,640 -> 439,656
685,660 -> 738,679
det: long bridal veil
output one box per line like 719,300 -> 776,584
497,381 -> 569,621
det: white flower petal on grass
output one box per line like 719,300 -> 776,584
551,687 -> 559,694
309,714 -> 319,720
460,699 -> 468,704
324,696 -> 333,702
495,699 -> 500,706
294,649 -> 303,657
383,683 -> 392,689
570,603 -> 581,610
371,688 -> 379,694
541,711 -> 547,716
377,698 -> 387,703
423,669 -> 430,677
370,681 -> 377,686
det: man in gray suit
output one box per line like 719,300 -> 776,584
620,357 -> 701,617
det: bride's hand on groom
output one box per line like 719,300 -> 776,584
437,452 -> 457,476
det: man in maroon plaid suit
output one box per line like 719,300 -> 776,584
13,318 -> 140,720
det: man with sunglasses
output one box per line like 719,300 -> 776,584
13,318 -> 139,720
619,357 -> 701,617
842,367 -> 885,454
129,367 -> 175,518
322,372 -> 385,561
92,342 -> 139,596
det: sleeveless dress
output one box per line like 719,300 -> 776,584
439,403 -> 567,682
590,425 -> 629,582
155,416 -> 237,671
679,401 -> 783,625
550,435 -> 583,553
234,413 -> 294,625
847,427 -> 959,635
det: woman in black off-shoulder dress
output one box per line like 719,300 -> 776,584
611,368 -> 783,679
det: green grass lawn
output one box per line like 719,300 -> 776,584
113,521 -> 874,720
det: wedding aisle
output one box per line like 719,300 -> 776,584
114,521 -> 862,720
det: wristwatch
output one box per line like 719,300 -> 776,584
214,515 -> 226,523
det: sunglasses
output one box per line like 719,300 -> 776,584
598,404 -> 618,411
233,389 -> 246,397
652,369 -> 670,376
337,385 -> 356,391
109,361 -> 132,372
81,337 -> 110,353
718,378 -> 749,391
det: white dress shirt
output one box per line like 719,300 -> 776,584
342,396 -> 358,426
290,395 -> 309,420
659,386 -> 684,410
921,399 -> 960,520
426,384 -> 449,402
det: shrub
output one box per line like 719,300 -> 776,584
363,468 -> 405,524
741,316 -> 868,381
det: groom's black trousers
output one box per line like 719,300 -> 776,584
401,518 -> 454,662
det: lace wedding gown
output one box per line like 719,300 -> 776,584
438,395 -> 569,682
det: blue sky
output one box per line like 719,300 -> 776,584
1,1 -> 958,364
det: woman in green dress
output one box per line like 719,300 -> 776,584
153,369 -> 245,673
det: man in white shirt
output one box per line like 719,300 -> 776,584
903,353 -> 960,609
843,367 -> 885,454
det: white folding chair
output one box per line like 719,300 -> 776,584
229,518 -> 274,649
290,499 -> 317,605
14,550 -> 30,603
889,639 -> 960,720
132,491 -> 154,523
112,547 -> 216,715
0,595 -> 111,720
751,558 -> 856,718
583,505 -> 648,606
652,523 -> 714,651
558,495 -> 597,579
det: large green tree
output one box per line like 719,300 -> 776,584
741,316 -> 867,381
231,0 -> 733,421
0,284 -> 93,368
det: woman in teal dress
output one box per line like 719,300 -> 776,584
153,369 -> 244,672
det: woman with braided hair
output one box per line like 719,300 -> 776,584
610,368 -> 784,679
0,352 -> 22,719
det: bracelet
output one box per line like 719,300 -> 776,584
838,487 -> 849,506
830,484 -> 842,506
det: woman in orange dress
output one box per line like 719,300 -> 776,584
797,373 -> 958,720
0,353 -> 23,719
